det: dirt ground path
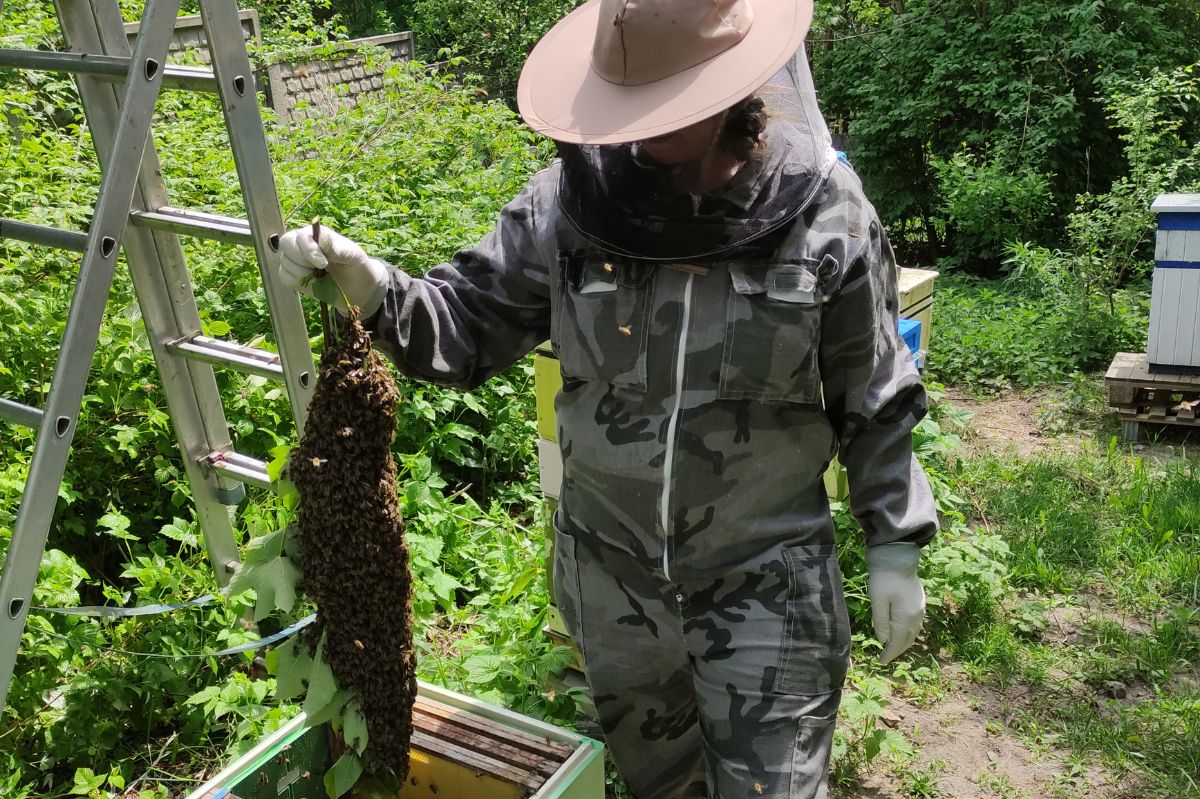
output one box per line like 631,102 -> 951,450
836,664 -> 1128,799
944,381 -> 1200,461
942,386 -> 1081,459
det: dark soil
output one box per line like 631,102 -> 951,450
290,316 -> 417,778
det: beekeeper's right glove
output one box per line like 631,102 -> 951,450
278,226 -> 389,316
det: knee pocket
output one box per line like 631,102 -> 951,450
789,691 -> 840,799
775,545 -> 851,695
551,525 -> 585,651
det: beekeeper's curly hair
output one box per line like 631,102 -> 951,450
720,96 -> 768,161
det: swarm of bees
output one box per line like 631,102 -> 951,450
290,315 -> 417,779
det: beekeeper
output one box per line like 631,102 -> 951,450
278,1 -> 938,797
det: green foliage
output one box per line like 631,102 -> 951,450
1070,63 -> 1200,283
403,0 -> 583,101
927,275 -> 1148,389
831,673 -> 914,788
932,153 -> 1054,267
1,1 -> 557,789
812,0 -> 1200,266
986,63 -> 1200,380
836,384 -> 1014,662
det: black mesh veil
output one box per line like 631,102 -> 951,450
555,45 -> 836,262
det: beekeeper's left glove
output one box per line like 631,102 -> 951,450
278,225 -> 389,316
866,542 -> 926,664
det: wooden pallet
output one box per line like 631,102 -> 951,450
1105,352 -> 1200,441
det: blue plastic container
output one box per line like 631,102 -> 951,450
898,318 -> 923,368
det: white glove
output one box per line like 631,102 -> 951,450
866,542 -> 926,664
278,225 -> 389,316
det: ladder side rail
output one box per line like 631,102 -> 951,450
0,0 -> 182,712
199,0 -> 315,433
76,0 -> 246,579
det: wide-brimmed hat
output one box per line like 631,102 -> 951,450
517,0 -> 814,145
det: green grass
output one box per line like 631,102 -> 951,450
962,444 -> 1200,608
939,441 -> 1200,798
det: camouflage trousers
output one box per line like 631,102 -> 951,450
553,517 -> 851,799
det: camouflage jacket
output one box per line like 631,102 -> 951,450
368,134 -> 938,583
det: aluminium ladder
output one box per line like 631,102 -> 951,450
0,0 -> 317,710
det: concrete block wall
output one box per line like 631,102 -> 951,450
124,10 -> 261,64
264,32 -> 415,122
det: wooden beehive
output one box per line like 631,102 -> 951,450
1147,194 -> 1200,371
186,683 -> 604,799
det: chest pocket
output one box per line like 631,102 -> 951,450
719,259 -> 825,404
554,251 -> 655,391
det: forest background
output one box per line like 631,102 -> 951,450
2,0 -> 1199,797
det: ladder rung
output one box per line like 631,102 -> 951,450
205,451 -> 271,490
128,206 -> 253,245
0,218 -> 89,252
0,398 -> 44,430
168,334 -> 283,379
0,49 -> 218,93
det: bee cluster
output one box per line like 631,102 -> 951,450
290,315 -> 417,779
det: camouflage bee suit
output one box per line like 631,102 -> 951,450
365,86 -> 938,798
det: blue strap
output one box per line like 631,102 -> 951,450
35,593 -> 217,618
1157,215 -> 1200,231
34,614 -> 317,659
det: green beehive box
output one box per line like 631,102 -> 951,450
185,682 -> 604,799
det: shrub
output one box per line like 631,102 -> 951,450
403,0 -> 583,101
812,0 -> 1200,267
926,275 -> 1148,390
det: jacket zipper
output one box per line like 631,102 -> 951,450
659,273 -> 695,582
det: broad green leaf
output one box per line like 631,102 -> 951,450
500,566 -> 537,604
267,448 -> 291,483
343,699 -> 369,755
97,512 -> 129,534
282,524 -> 303,562
303,636 -> 340,721
311,274 -> 342,306
158,517 -> 199,549
244,529 -> 285,563
405,532 -> 444,565
71,767 -> 103,794
323,751 -> 363,799
226,561 -> 255,598
307,689 -> 350,726
277,478 -> 300,511
36,550 -> 88,607
248,557 -> 300,621
463,653 -> 505,684
205,319 -> 232,337
271,637 -> 314,702
427,570 -> 462,604
98,511 -> 137,541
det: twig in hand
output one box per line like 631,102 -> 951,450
311,218 -> 337,345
